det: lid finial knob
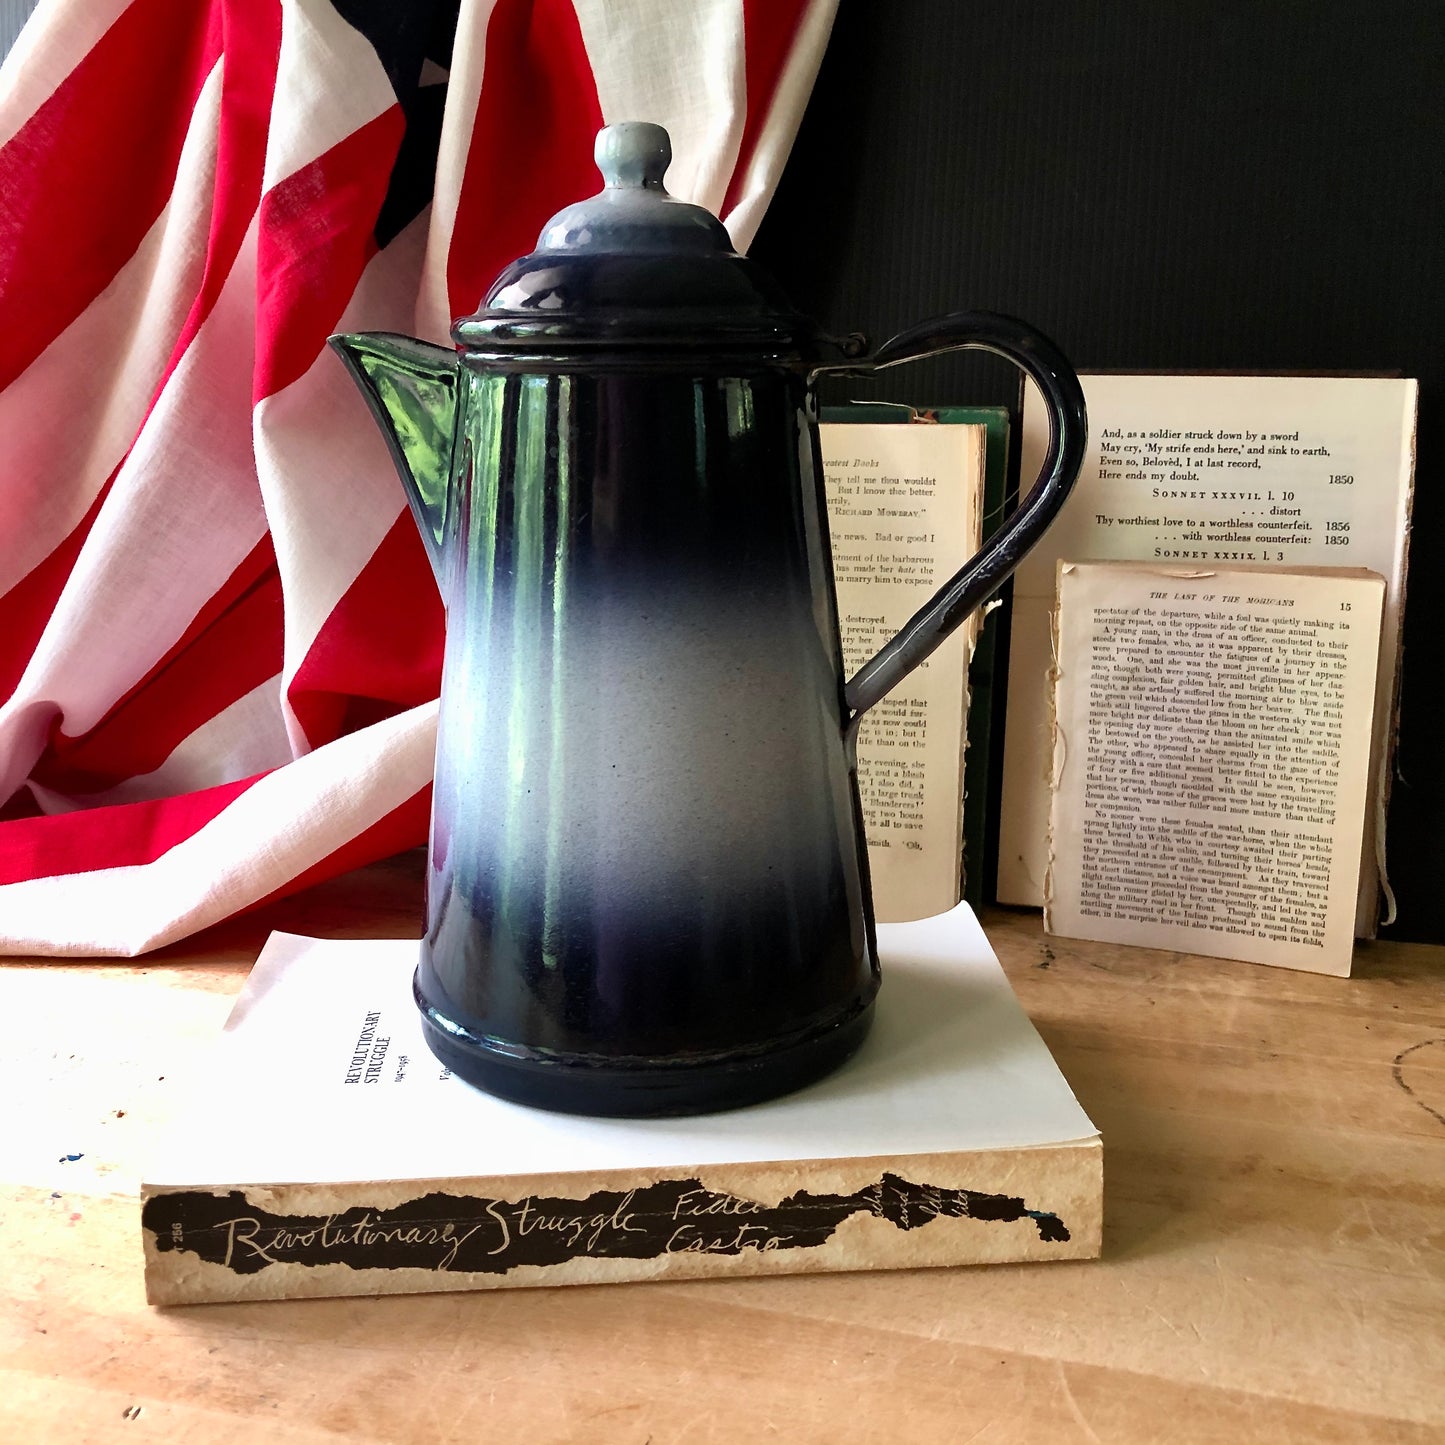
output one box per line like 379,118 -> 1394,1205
596,122 -> 672,192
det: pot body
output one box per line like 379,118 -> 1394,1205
417,360 -> 879,1114
334,125 -> 1088,1118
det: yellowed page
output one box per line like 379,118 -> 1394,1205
820,422 -> 984,921
1045,562 -> 1385,976
1000,374 -> 1416,929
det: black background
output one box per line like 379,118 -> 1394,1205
752,0 -> 1444,943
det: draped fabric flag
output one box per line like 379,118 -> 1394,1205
0,0 -> 838,955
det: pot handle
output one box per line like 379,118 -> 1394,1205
814,311 -> 1087,720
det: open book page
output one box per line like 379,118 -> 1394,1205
999,374 -> 1416,932
1045,562 -> 1385,976
820,422 -> 985,921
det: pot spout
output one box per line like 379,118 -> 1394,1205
328,332 -> 459,584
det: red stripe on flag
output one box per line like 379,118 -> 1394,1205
446,0 -> 604,319
0,0 -> 227,393
0,771 -> 263,885
288,511 -> 444,749
254,106 -> 406,402
721,0 -> 813,221
0,774 -> 429,920
29,541 -> 283,795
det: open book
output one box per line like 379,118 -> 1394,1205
140,906 -> 1101,1304
1045,561 -> 1386,976
819,416 -> 990,920
999,373 -> 1417,935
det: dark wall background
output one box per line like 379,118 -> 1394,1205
0,0 -> 34,55
752,0 -> 1444,943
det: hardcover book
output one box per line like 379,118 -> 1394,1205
141,905 -> 1101,1305
820,406 -> 1011,916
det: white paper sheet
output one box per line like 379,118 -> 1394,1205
148,905 -> 1098,1187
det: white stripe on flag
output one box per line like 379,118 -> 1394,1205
263,0 -> 399,193
722,0 -> 837,253
24,674 -> 291,813
572,0 -> 747,219
416,0 -> 500,343
0,700 -> 437,957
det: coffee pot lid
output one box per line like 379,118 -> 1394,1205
452,123 -> 820,361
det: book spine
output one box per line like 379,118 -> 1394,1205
142,1146 -> 1100,1304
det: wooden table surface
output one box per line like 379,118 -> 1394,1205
3,851 -> 1442,1443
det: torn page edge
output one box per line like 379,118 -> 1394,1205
1041,563 -> 1071,932
1374,778 -> 1397,927
1369,395 -> 1415,931
840,399 -> 939,423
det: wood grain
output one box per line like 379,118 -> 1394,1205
3,852 -> 1441,1442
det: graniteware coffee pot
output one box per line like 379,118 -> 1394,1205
331,122 -> 1085,1117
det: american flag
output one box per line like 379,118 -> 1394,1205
0,0 -> 837,954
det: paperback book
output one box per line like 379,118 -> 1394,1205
999,373 -> 1416,935
1045,560 -> 1386,975
142,906 -> 1101,1305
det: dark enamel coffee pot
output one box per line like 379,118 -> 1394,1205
331,122 -> 1086,1116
